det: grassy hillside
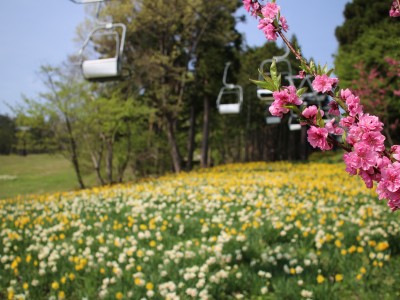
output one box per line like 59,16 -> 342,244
0,154 -> 96,199
1,162 -> 399,299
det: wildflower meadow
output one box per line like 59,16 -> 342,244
1,161 -> 400,299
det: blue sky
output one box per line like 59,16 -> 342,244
0,0 -> 348,116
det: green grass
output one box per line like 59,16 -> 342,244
0,154 -> 96,199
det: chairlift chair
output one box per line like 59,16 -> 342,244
288,110 -> 301,131
79,23 -> 127,81
216,62 -> 243,114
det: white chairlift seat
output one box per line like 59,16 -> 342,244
288,112 -> 301,131
217,86 -> 243,114
265,116 -> 281,125
79,23 -> 126,82
216,63 -> 243,115
82,57 -> 119,79
257,89 -> 274,102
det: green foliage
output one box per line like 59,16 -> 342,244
335,22 -> 400,87
0,115 -> 16,155
334,0 -> 400,87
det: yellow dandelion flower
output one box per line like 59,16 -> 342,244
146,282 -> 154,290
68,273 -> 75,281
360,267 -> 367,274
334,240 -> 342,248
52,281 -> 60,290
58,291 -> 66,300
61,277 -> 66,284
134,277 -> 142,286
115,292 -> 123,300
317,275 -> 325,284
149,240 -> 156,247
356,274 -> 363,280
375,242 -> 389,252
335,274 -> 343,282
23,282 -> 29,290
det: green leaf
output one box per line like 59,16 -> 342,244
270,59 -> 278,82
326,68 -> 335,77
284,105 -> 301,115
275,74 -> 282,90
249,79 -> 276,92
309,60 -> 316,73
322,64 -> 328,74
316,108 -> 325,128
296,87 -> 308,97
341,130 -> 347,145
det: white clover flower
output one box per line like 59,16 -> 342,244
297,280 -> 304,286
301,289 -> 313,298
283,265 -> 290,274
31,279 -> 39,287
295,266 -> 304,274
146,290 -> 155,298
196,279 -> 205,289
186,288 -> 198,297
261,287 -> 268,294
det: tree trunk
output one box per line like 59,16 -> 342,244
186,99 -> 196,171
166,116 -> 182,173
300,126 -> 308,160
201,93 -> 210,168
65,117 -> 85,189
118,127 -> 132,183
103,135 -> 114,184
90,150 -> 105,186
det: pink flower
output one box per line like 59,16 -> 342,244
280,16 -> 289,32
390,0 -> 400,17
380,162 -> 400,193
243,0 -> 260,16
344,153 -> 357,176
361,131 -> 386,152
328,101 -> 340,116
325,119 -> 344,135
262,23 -> 278,41
340,88 -> 353,100
261,2 -> 280,20
273,86 -> 302,105
269,102 -> 289,117
307,126 -> 332,150
345,142 -> 378,170
345,94 -> 363,117
387,191 -> 400,211
301,105 -> 323,125
339,116 -> 355,128
358,114 -> 384,132
391,145 -> 400,161
242,0 -> 252,12
359,169 -> 374,188
269,86 -> 302,117
312,75 -> 338,93
296,71 -> 306,79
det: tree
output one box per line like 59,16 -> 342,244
334,0 -> 400,87
0,115 -> 16,155
103,0 -> 242,173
